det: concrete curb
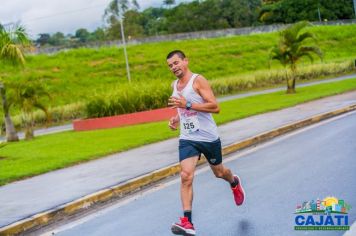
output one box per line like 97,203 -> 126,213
1,104 -> 355,235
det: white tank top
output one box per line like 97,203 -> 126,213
172,73 -> 219,142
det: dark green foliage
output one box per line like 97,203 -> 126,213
260,0 -> 355,24
85,97 -> 107,118
75,29 -> 90,43
34,0 -> 355,45
48,32 -> 66,46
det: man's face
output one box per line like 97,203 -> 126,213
167,54 -> 188,79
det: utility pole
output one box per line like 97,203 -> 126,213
317,0 -> 321,22
317,7 -> 321,22
353,0 -> 356,19
118,5 -> 131,83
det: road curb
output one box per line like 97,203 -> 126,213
1,104 -> 355,235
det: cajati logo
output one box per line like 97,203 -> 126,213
294,196 -> 351,231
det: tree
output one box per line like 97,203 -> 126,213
140,7 -> 168,35
104,0 -> 140,83
259,0 -> 354,24
36,33 -> 50,46
165,1 -> 229,33
105,10 -> 145,39
270,21 -> 323,93
0,24 -> 30,141
48,32 -> 66,46
162,0 -> 262,33
104,0 -> 140,24
90,27 -> 106,41
104,0 -> 141,39
75,28 -> 90,43
13,80 -> 51,140
219,0 -> 261,27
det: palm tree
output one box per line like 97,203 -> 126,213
105,0 -> 139,18
104,0 -> 139,83
270,21 -> 323,94
0,24 -> 30,141
13,80 -> 51,140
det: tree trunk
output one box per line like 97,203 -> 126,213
286,77 -> 296,94
24,113 -> 34,140
25,126 -> 34,140
0,86 -> 19,142
287,63 -> 297,94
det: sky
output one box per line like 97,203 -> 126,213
0,0 -> 188,38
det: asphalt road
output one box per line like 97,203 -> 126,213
42,111 -> 356,236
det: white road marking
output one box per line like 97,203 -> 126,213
343,220 -> 356,236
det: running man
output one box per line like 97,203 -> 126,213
167,50 -> 245,236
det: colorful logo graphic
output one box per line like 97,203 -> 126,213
294,196 -> 351,231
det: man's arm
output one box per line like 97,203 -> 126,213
168,75 -> 220,113
168,80 -> 180,130
168,114 -> 180,130
191,75 -> 220,113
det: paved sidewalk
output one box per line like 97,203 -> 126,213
0,91 -> 356,228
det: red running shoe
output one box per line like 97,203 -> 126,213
231,175 -> 245,206
171,217 -> 196,236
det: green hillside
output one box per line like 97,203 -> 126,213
0,24 -> 355,123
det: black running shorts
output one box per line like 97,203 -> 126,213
178,138 -> 222,165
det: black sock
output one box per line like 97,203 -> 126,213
184,210 -> 192,223
230,176 -> 239,188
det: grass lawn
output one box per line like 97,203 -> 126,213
0,78 -> 355,185
1,24 -> 355,108
1,24 -> 355,128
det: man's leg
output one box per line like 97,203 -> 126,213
210,163 -> 245,206
209,163 -> 234,183
171,156 -> 199,236
180,156 -> 199,214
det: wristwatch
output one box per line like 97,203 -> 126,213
186,101 -> 192,110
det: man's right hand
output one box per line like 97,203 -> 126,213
168,116 -> 179,130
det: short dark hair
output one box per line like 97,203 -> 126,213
166,50 -> 186,60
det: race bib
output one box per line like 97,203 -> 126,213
181,112 -> 200,135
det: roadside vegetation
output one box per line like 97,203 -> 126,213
0,78 -> 355,185
270,21 -> 323,93
0,24 -> 32,141
1,24 -> 355,128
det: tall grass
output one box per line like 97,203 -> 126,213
84,61 -> 354,118
0,24 -> 355,123
10,103 -> 85,130
6,60 -> 354,124
1,24 -> 355,106
85,82 -> 171,118
211,61 -> 355,95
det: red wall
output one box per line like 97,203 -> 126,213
73,107 -> 177,131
